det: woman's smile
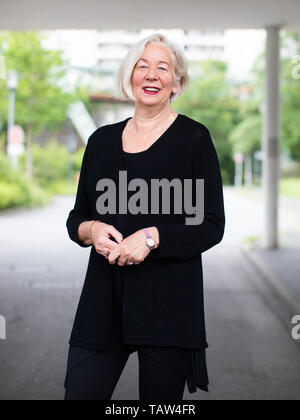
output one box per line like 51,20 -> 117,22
143,87 -> 161,95
143,89 -> 160,95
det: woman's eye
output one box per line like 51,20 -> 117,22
139,65 -> 166,70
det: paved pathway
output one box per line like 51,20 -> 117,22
0,189 -> 299,400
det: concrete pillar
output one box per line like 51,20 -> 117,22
262,26 -> 281,249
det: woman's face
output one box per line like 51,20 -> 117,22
131,43 -> 179,106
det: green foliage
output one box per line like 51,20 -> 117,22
281,31 -> 300,161
229,114 -> 262,155
172,59 -> 239,184
18,138 -> 81,189
0,31 -> 76,137
249,30 -> 300,162
279,177 -> 300,198
0,154 -> 51,210
46,180 -> 77,195
1,29 -> 300,211
71,147 -> 85,173
31,139 -> 67,187
0,139 -> 82,211
0,31 -> 89,209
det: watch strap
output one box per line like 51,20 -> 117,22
143,228 -> 152,239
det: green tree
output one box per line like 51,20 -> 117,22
238,31 -> 300,163
172,60 -> 240,184
281,31 -> 300,161
0,31 -> 76,180
226,30 -> 300,183
229,114 -> 262,155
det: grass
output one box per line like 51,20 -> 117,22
46,180 -> 78,195
241,235 -> 261,250
232,177 -> 300,200
279,177 -> 300,199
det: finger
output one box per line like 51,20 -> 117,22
117,255 -> 128,266
108,248 -> 121,264
107,226 -> 123,244
103,238 -> 121,250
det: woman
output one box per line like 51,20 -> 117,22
64,33 -> 225,400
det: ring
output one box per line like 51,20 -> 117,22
127,261 -> 134,265
106,250 -> 110,258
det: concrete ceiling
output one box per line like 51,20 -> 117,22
0,0 -> 300,31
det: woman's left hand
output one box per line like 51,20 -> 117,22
107,229 -> 151,266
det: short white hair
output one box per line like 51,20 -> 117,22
117,33 -> 189,103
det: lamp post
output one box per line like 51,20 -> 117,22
6,69 -> 19,169
66,119 -> 77,184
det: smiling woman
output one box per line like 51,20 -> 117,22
64,33 -> 225,401
117,33 -> 189,103
138,58 -> 168,94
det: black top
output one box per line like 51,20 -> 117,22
66,113 -> 225,353
110,150 -> 209,394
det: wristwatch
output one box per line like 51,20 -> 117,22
143,228 -> 156,250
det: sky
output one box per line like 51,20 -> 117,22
223,30 -> 266,80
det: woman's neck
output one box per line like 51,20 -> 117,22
130,107 -> 178,136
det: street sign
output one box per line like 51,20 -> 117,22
8,125 -> 25,145
234,152 -> 244,164
7,125 -> 25,156
7,144 -> 25,156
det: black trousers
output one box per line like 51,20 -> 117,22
64,330 -> 186,400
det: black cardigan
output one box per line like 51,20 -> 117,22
66,113 -> 225,350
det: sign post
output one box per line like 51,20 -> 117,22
7,125 -> 25,171
234,152 -> 244,187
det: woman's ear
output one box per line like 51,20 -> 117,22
172,81 -> 180,95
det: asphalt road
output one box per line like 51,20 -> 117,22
0,190 -> 299,400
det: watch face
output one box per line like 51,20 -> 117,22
147,238 -> 155,247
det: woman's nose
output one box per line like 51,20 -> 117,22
145,66 -> 158,79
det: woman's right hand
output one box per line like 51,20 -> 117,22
90,221 -> 123,259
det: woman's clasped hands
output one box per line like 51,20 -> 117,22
90,221 -> 150,266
